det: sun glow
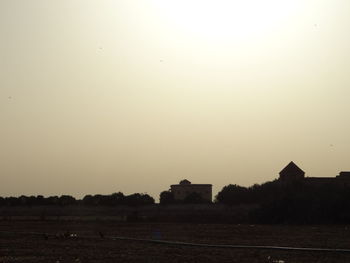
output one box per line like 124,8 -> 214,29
151,0 -> 302,41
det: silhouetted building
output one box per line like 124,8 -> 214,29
337,171 -> 350,178
278,161 -> 350,187
279,161 -> 305,181
170,180 -> 212,202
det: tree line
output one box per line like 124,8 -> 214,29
0,192 -> 155,207
215,180 -> 350,224
159,180 -> 350,224
3,180 -> 350,224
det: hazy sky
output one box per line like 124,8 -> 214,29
1,0 -> 350,200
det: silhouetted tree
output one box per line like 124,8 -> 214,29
58,195 -> 76,206
110,192 -> 125,205
36,195 -> 45,205
215,184 -> 249,205
124,193 -> 155,206
83,195 -> 94,206
46,196 -> 59,206
0,197 -> 5,206
159,191 -> 175,205
216,179 -> 350,224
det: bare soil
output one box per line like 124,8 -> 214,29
1,221 -> 350,262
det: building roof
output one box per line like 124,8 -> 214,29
338,171 -> 350,177
171,184 -> 212,187
171,179 -> 212,187
179,179 -> 191,185
279,161 -> 305,176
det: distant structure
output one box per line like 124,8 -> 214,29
279,161 -> 350,187
170,180 -> 212,202
279,161 -> 305,181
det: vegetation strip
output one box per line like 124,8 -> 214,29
1,230 -> 350,253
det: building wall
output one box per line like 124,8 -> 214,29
279,172 -> 304,181
170,184 -> 212,202
281,176 -> 350,187
304,177 -> 336,186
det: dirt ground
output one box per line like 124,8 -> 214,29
1,221 -> 350,262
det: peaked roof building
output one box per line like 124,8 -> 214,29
279,161 -> 305,181
278,161 -> 350,187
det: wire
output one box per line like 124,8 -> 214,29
110,236 -> 350,253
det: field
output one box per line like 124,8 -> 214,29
1,222 -> 350,262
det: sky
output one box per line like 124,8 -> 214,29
1,0 -> 350,200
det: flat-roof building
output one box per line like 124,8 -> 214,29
170,180 -> 212,202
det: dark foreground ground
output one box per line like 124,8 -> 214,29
1,222 -> 350,263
